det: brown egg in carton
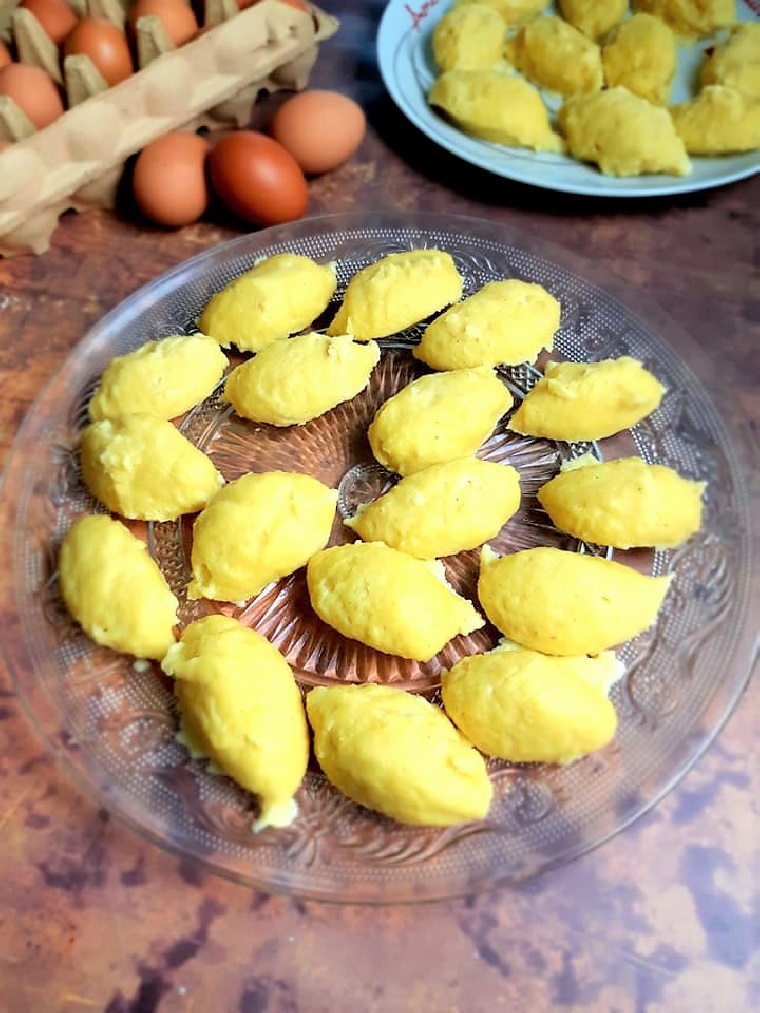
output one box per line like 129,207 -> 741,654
0,0 -> 338,256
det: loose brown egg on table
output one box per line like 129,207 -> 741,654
133,131 -> 211,227
0,41 -> 11,69
64,17 -> 133,87
208,130 -> 309,227
271,90 -> 366,174
0,64 -> 65,129
20,0 -> 78,45
127,0 -> 198,47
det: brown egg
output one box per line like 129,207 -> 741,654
133,131 -> 211,227
127,0 -> 198,47
209,131 -> 309,227
0,41 -> 12,69
271,90 -> 366,175
0,64 -> 65,130
64,17 -> 133,87
20,0 -> 78,45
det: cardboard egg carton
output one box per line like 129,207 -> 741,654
0,0 -> 338,256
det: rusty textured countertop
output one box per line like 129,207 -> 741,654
0,2 -> 758,1010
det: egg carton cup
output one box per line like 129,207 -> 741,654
0,0 -> 338,256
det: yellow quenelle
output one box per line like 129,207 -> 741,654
442,643 -> 622,763
307,542 -> 485,661
81,415 -> 223,521
327,250 -> 463,341
307,684 -> 492,826
88,333 -> 229,422
699,24 -> 760,101
59,514 -> 178,660
162,616 -> 309,831
478,545 -> 672,656
632,0 -> 735,40
199,254 -> 337,352
414,279 -> 560,371
507,16 -> 603,97
429,68 -> 564,152
368,367 -> 512,475
537,454 -> 706,549
224,332 -> 380,426
432,4 -> 506,72
508,357 -> 666,442
455,0 -> 547,27
558,87 -> 691,177
671,86 -> 760,155
188,471 -> 337,603
557,0 -> 628,41
347,457 -> 521,559
602,14 -> 677,105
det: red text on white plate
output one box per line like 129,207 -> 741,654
405,0 -> 441,31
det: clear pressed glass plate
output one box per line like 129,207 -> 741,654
0,212 -> 755,904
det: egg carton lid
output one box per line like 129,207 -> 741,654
0,1 -> 338,256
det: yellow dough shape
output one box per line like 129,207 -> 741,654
368,367 -> 513,475
162,616 -> 309,831
307,684 -> 492,826
199,254 -> 337,353
442,643 -> 622,763
632,0 -> 735,40
602,13 -> 678,105
428,68 -> 564,152
223,333 -> 380,426
558,86 -> 691,177
327,250 -> 463,341
307,542 -> 485,662
88,334 -> 229,423
478,545 -> 672,656
508,15 -> 604,97
537,453 -> 706,549
699,23 -> 760,101
455,0 -> 548,26
347,457 -> 521,559
508,357 -> 666,441
492,636 -> 624,693
556,0 -> 628,41
188,471 -> 337,603
81,415 -> 224,522
59,514 -> 178,660
432,3 -> 506,72
414,279 -> 561,371
671,85 -> 760,155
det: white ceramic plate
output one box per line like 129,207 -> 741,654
377,0 -> 760,197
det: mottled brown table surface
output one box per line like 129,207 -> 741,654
0,3 -> 758,1011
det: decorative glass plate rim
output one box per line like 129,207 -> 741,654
376,0 -> 760,199
0,211 -> 757,905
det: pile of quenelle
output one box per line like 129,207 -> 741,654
59,248 -> 705,831
427,1 -> 760,176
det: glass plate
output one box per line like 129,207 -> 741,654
377,0 -> 760,198
0,212 -> 755,904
